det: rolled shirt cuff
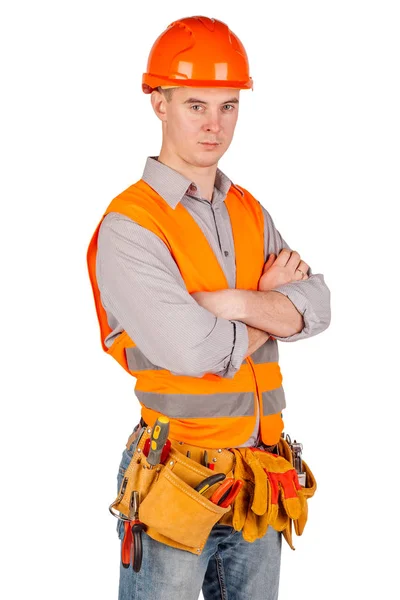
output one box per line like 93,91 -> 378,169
217,319 -> 249,378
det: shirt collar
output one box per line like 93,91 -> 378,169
141,155 -> 243,210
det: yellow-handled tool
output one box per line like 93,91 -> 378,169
147,416 -> 170,468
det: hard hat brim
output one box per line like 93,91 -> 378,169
142,74 -> 253,94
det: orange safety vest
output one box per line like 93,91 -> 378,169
87,179 -> 286,448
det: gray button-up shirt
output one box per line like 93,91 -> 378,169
96,156 -> 331,445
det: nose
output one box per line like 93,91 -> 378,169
202,111 -> 222,134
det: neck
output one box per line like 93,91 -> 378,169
157,147 -> 217,202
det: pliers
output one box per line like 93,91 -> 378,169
121,517 -> 147,572
210,477 -> 244,508
121,491 -> 146,572
121,519 -> 133,569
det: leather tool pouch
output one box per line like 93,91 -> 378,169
110,428 -> 234,555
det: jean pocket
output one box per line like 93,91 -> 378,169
118,448 -> 134,476
117,425 -> 145,481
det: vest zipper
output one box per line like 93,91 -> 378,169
246,356 -> 261,446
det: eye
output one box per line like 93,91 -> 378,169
190,105 -> 203,111
223,104 -> 235,111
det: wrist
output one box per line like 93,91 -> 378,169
240,289 -> 270,321
246,324 -> 270,356
224,289 -> 249,321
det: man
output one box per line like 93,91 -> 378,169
87,15 -> 330,600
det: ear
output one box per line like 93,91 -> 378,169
150,90 -> 168,122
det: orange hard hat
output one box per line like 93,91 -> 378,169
142,16 -> 253,94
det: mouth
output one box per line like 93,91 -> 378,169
199,142 -> 221,149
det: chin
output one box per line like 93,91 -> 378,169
195,156 -> 218,168
193,147 -> 225,166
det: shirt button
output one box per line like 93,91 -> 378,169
224,250 -> 229,257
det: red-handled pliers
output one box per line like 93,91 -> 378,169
121,520 -> 133,569
210,478 -> 244,508
121,519 -> 146,572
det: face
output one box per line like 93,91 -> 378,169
153,87 -> 240,168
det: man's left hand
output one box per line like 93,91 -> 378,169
258,250 -> 310,292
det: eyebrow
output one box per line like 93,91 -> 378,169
183,97 -> 239,105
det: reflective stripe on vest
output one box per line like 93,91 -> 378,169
87,179 -> 286,447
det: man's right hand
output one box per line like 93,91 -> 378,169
258,249 -> 309,292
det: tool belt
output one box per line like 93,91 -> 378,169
109,421 -> 317,555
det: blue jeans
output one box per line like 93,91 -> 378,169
116,425 -> 282,600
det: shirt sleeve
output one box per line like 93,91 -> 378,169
96,212 -> 249,378
260,203 -> 331,342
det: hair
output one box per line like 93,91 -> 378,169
155,86 -> 176,103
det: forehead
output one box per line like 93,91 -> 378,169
175,87 -> 240,102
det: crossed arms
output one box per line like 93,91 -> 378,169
97,208 -> 331,380
193,247 -> 310,331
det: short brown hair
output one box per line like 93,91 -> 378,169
155,86 -> 176,103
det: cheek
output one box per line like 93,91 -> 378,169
179,124 -> 202,148
172,117 -> 198,142
226,114 -> 238,135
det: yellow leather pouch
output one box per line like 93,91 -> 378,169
110,429 -> 233,555
139,465 -> 229,551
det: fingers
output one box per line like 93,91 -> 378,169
294,259 -> 310,281
273,248 -> 292,267
286,250 -> 301,271
262,253 -> 276,273
297,260 -> 309,277
273,249 -> 310,280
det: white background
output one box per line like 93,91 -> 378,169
1,1 -> 399,598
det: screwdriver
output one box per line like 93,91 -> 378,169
143,437 -> 171,463
147,415 -> 170,469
